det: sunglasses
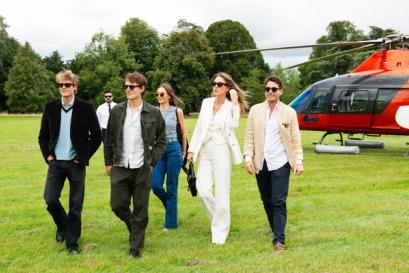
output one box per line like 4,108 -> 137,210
124,84 -> 141,90
58,83 -> 74,88
265,87 -> 280,93
211,82 -> 228,88
104,95 -> 112,98
154,92 -> 166,98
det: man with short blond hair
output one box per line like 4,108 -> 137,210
38,70 -> 101,255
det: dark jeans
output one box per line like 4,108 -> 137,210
43,160 -> 86,248
110,165 -> 151,250
256,161 -> 290,245
152,141 -> 183,229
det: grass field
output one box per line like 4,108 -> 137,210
1,115 -> 408,273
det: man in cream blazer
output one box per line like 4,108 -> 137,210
243,75 -> 303,253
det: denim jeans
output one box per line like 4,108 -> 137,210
256,161 -> 290,245
43,160 -> 86,248
152,141 -> 183,229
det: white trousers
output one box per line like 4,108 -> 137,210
197,141 -> 231,244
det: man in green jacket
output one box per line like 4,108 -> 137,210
104,71 -> 166,259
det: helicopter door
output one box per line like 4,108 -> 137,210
301,89 -> 331,130
329,88 -> 373,129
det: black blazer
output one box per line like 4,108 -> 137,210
38,97 -> 102,166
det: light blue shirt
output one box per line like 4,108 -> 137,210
54,99 -> 77,160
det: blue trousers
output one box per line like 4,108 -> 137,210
256,161 -> 290,245
152,141 -> 183,229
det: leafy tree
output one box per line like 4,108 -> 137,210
0,16 -> 19,111
298,21 -> 397,89
43,50 -> 65,73
149,20 -> 214,113
5,43 -> 55,113
120,18 -> 160,74
240,68 -> 266,107
69,32 -> 141,105
205,20 -> 269,84
299,21 -> 366,88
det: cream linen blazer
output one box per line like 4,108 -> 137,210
189,97 -> 243,165
243,101 -> 303,174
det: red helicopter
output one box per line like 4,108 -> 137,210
217,35 -> 409,145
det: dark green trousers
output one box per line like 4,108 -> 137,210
110,165 -> 151,250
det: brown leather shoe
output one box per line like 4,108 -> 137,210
274,242 -> 285,254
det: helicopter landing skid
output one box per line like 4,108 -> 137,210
314,132 -> 344,146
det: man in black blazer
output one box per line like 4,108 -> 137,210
38,70 -> 101,255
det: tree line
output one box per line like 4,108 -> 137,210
0,16 -> 396,113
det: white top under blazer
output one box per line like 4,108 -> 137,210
189,97 -> 243,165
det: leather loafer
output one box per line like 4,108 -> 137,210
129,248 -> 141,259
56,229 -> 65,243
273,242 -> 285,254
67,246 -> 79,255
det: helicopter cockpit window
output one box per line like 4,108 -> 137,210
308,90 -> 329,113
375,89 -> 399,114
338,90 -> 369,113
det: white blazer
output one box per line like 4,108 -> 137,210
189,97 -> 243,165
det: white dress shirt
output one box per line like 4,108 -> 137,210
96,101 -> 117,129
117,102 -> 144,169
263,103 -> 288,171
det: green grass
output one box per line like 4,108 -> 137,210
1,115 -> 409,273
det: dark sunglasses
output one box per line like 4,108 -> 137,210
265,87 -> 280,93
123,84 -> 140,90
154,92 -> 166,98
211,82 -> 228,88
58,83 -> 74,88
104,95 -> 112,98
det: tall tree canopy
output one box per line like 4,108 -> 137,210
5,43 -> 55,113
43,51 -> 65,74
205,20 -> 269,84
0,16 -> 19,111
120,18 -> 161,74
299,21 -> 397,88
69,32 -> 141,105
148,20 -> 214,113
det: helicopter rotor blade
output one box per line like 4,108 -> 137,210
283,44 -> 377,69
215,39 -> 383,55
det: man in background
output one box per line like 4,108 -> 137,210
96,90 -> 117,143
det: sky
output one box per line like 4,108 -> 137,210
2,0 -> 409,68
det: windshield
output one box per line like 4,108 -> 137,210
289,86 -> 313,113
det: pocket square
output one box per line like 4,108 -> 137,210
282,122 -> 289,128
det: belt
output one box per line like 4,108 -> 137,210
167,137 -> 178,143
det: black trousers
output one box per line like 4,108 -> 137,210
110,165 -> 151,250
43,160 -> 86,248
101,128 -> 107,144
256,161 -> 290,245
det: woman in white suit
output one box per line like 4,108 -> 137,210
187,72 -> 246,245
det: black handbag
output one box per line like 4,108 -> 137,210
183,161 -> 197,197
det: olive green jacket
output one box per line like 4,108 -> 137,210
104,101 -> 166,167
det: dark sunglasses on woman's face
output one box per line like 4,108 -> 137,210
211,82 -> 228,88
264,87 -> 280,93
58,83 -> 74,88
123,84 -> 140,91
154,92 -> 166,98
